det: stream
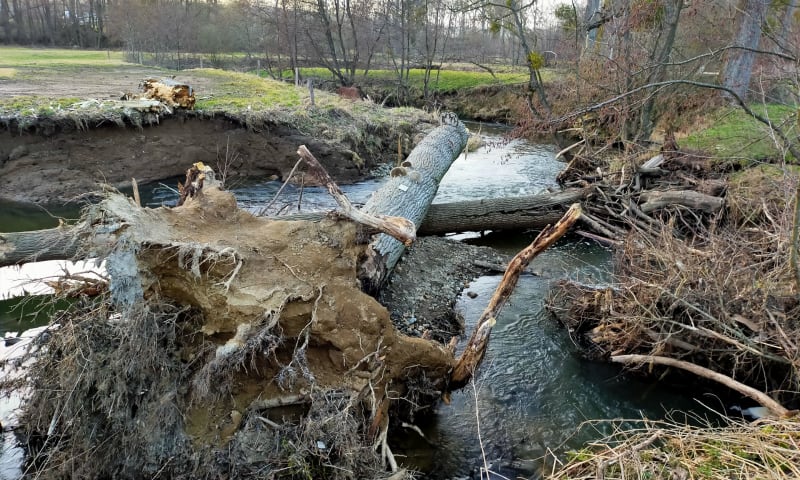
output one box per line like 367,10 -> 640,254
0,122 -> 720,479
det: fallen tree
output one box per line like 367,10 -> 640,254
4,119 -> 570,479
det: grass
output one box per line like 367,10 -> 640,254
0,95 -> 81,117
550,417 -> 800,480
681,104 -> 797,163
272,66 -> 541,93
0,67 -> 16,78
189,68 -> 302,110
0,46 -> 125,66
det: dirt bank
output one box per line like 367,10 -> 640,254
0,114 -> 385,204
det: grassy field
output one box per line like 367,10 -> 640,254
682,104 -> 797,163
274,66 -> 539,93
0,46 -> 125,67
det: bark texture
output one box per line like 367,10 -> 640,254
720,0 -> 772,100
358,120 -> 469,292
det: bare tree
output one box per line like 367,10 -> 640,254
721,0 -> 773,100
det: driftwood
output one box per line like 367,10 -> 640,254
449,204 -> 583,390
639,190 -> 724,214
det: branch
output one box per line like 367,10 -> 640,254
611,354 -> 789,417
549,79 -> 800,160
298,145 -> 416,246
449,204 -> 582,389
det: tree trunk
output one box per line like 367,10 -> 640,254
639,190 -> 724,214
0,227 -> 81,266
720,0 -> 772,100
358,119 -> 469,293
419,188 -> 587,235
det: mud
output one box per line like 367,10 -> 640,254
0,115 -> 379,204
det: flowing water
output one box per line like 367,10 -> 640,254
0,122 -> 720,478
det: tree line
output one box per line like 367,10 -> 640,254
0,0 -> 797,141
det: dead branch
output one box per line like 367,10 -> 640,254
298,145 -> 416,245
449,203 -> 583,389
611,354 -> 789,417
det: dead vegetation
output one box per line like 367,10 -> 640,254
549,165 -> 800,401
544,140 -> 800,476
549,416 -> 800,480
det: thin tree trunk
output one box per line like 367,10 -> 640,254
720,0 -> 772,100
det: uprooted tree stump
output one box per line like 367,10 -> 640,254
4,118 -> 584,478
6,121 -> 472,479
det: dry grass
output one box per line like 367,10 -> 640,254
550,417 -> 800,480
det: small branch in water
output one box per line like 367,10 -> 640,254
449,204 -> 582,390
610,354 -> 790,417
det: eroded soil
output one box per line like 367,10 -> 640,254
0,115 -> 367,204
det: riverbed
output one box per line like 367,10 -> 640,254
0,122 -> 718,479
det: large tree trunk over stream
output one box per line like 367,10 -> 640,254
357,119 -> 469,292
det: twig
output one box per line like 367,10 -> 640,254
258,156 -> 304,216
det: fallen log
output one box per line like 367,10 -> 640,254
449,203 -> 582,390
272,188 -> 587,235
639,190 -> 724,214
418,188 -> 587,235
0,226 -> 81,266
358,119 -> 469,292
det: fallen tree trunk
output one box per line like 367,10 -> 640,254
639,190 -> 724,214
0,226 -> 81,266
358,120 -> 469,292
418,188 -> 587,235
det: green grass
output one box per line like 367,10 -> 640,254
682,104 -> 797,163
190,69 -> 302,110
272,67 -> 540,93
0,95 -> 81,117
0,46 -> 124,67
0,67 -> 16,78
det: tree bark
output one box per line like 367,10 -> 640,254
720,0 -> 772,100
419,188 -> 588,235
0,227 -> 81,266
358,120 -> 469,293
639,190 -> 724,214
